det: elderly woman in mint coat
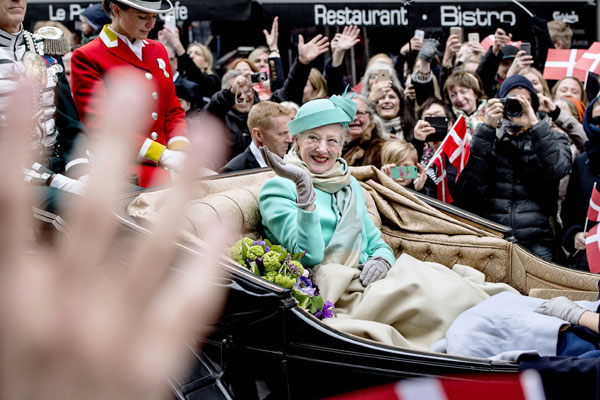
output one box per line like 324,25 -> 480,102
257,95 -> 523,350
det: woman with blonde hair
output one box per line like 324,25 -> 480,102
380,140 -> 426,191
519,67 -> 551,97
248,46 -> 269,70
302,68 -> 328,104
229,57 -> 259,73
552,76 -> 588,106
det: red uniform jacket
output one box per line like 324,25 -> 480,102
71,26 -> 188,188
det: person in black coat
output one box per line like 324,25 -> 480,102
561,96 -> 600,271
460,75 -> 572,261
219,101 -> 293,173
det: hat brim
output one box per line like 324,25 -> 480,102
116,0 -> 173,14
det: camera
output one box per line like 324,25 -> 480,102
251,71 -> 268,83
499,96 -> 522,118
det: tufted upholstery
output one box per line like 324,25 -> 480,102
127,166 -> 600,299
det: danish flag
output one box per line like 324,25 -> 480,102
424,116 -> 470,204
325,371 -> 546,400
543,49 -> 586,80
586,224 -> 600,273
573,42 -> 600,82
440,115 -> 470,180
587,184 -> 600,222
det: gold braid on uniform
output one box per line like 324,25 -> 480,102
36,26 -> 71,56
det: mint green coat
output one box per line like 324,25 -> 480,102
259,176 -> 395,267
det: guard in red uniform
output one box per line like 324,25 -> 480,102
71,0 -> 188,187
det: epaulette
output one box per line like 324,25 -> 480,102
35,26 -> 71,56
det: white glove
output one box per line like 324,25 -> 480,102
534,296 -> 586,325
49,174 -> 85,196
359,257 -> 392,286
259,146 -> 316,209
159,149 -> 186,171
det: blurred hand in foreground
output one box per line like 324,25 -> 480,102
0,72 -> 230,400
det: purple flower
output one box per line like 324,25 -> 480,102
253,240 -> 266,246
315,301 -> 334,319
299,276 -> 312,287
300,286 -> 316,297
322,301 -> 334,319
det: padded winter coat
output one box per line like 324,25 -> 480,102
460,120 -> 572,251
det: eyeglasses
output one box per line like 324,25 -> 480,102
356,111 -> 370,117
235,89 -> 254,104
304,134 -> 341,149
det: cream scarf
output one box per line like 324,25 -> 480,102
284,150 -> 361,266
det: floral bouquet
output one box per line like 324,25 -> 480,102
228,237 -> 334,319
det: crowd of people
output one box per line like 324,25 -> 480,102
4,0 -> 600,396
12,0 -> 597,270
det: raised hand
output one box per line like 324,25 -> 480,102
298,34 -> 330,65
158,26 -> 185,56
368,80 -> 392,103
506,50 -> 534,77
492,28 -> 511,55
260,146 -> 316,209
443,34 -> 461,67
413,119 -> 436,141
336,25 -> 360,52
400,36 -> 424,56
263,16 -> 279,51
0,73 -> 231,400
331,25 -> 360,67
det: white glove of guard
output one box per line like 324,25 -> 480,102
49,174 -> 85,196
159,149 -> 186,171
359,257 -> 392,286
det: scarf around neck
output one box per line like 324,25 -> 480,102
284,149 -> 361,266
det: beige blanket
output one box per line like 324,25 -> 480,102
316,253 -> 518,350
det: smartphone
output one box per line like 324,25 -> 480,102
251,71 -> 268,83
392,166 -> 418,180
376,69 -> 391,82
520,42 -> 531,56
164,14 -> 176,32
424,116 -> 449,142
468,32 -> 480,44
414,29 -> 425,41
450,26 -> 464,43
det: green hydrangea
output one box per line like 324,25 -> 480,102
227,240 -> 246,267
274,274 -> 296,289
263,251 -> 281,272
289,260 -> 304,276
247,245 -> 265,261
264,271 -> 277,282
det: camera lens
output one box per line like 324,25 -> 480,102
503,97 -> 522,118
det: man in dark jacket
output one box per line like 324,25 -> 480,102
460,75 -> 572,261
219,101 -> 293,173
